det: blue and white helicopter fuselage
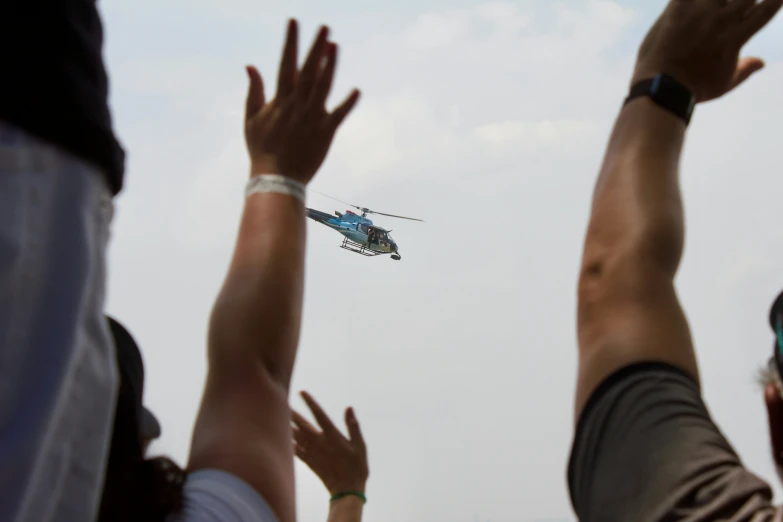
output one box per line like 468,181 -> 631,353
306,208 -> 401,259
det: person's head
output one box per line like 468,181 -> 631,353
97,317 -> 186,522
759,291 -> 783,482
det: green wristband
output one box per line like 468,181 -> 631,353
330,491 -> 367,504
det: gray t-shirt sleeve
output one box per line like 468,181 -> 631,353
567,363 -> 783,522
166,469 -> 280,522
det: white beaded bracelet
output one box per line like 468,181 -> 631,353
245,175 -> 306,204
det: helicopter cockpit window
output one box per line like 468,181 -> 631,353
360,224 -> 369,233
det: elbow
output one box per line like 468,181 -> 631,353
207,291 -> 296,392
579,209 -> 684,305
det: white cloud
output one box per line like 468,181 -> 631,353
553,0 -> 635,44
476,1 -> 532,32
474,119 -> 596,144
405,1 -> 532,49
405,10 -> 472,49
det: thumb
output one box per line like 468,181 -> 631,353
731,56 -> 765,91
245,65 -> 265,120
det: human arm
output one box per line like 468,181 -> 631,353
570,1 -> 783,520
575,0 -> 782,418
324,496 -> 364,522
292,392 -> 369,522
186,20 -> 360,522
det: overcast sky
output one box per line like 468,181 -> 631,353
98,1 -> 783,520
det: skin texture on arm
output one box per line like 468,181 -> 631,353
186,20 -> 360,522
292,392 -> 369,522
575,0 -> 783,420
575,98 -> 693,418
326,497 -> 364,522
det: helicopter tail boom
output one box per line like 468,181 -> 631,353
306,208 -> 334,224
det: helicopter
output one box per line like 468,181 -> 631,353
306,191 -> 423,261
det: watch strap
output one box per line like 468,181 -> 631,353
624,74 -> 695,125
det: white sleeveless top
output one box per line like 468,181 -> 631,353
166,469 -> 279,522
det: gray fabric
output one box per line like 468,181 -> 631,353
568,363 -> 783,522
167,469 -> 280,522
0,122 -> 118,522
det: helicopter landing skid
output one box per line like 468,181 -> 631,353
340,238 -> 388,257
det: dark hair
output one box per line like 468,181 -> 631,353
97,380 -> 187,521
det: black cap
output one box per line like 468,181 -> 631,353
107,317 -> 161,442
771,290 -> 783,332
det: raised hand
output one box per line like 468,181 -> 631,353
633,0 -> 783,102
244,20 -> 360,184
292,392 -> 369,496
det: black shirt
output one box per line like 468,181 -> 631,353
1,0 -> 125,195
568,363 -> 783,521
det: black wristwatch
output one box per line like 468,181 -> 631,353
624,74 -> 696,125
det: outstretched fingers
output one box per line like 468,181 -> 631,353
734,0 -> 783,43
277,19 -> 299,99
328,89 -> 361,132
345,407 -> 366,448
292,409 -> 319,435
725,0 -> 757,14
245,66 -> 265,120
309,42 -> 337,110
292,411 -> 316,463
296,26 -> 330,102
301,391 -> 339,435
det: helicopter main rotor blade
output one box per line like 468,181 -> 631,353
309,189 -> 362,211
366,210 -> 424,222
310,189 -> 423,221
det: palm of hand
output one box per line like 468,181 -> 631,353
245,99 -> 335,184
297,428 -> 368,494
244,20 -> 360,184
292,392 -> 369,495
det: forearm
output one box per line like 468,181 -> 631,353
209,191 -> 306,388
327,497 -> 365,522
583,97 -> 688,277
